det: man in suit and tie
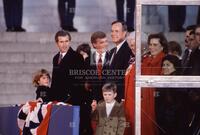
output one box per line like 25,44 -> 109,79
109,21 -> 133,102
188,25 -> 200,75
182,25 -> 196,75
50,30 -> 84,105
84,31 -> 110,134
87,31 -> 110,102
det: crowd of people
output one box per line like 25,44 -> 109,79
28,21 -> 200,135
29,21 -> 131,135
124,24 -> 200,135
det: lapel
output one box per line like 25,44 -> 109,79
103,52 -> 110,67
59,47 -> 73,64
100,101 -> 119,118
110,41 -> 129,66
108,101 -> 119,118
91,52 -> 96,65
99,102 -> 107,119
54,52 -> 64,66
115,41 -> 128,59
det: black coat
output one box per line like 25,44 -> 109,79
86,52 -> 110,102
109,41 -> 133,101
50,47 -> 84,105
156,88 -> 188,135
188,47 -> 200,75
36,86 -> 50,102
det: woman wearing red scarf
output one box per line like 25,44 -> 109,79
124,32 -> 168,135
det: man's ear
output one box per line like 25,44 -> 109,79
92,43 -> 96,49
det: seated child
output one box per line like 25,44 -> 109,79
91,82 -> 126,135
32,69 -> 51,102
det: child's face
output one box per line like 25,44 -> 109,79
38,75 -> 49,86
103,91 -> 117,103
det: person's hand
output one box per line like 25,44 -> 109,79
91,100 -> 97,111
36,98 -> 43,102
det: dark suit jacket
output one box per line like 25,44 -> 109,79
188,47 -> 200,75
182,49 -> 192,75
109,41 -> 133,101
50,47 -> 84,105
86,52 -> 110,101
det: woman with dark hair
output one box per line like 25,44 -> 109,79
125,32 -> 168,135
161,55 -> 182,75
168,41 -> 182,59
76,43 -> 91,70
76,43 -> 91,61
140,32 -> 168,135
156,55 -> 188,135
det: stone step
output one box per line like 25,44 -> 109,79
0,52 -> 54,63
0,32 -> 185,43
0,73 -> 33,84
0,63 -> 52,74
0,93 -> 35,105
0,83 -> 34,94
0,42 -> 114,53
0,32 -> 112,43
0,43 -> 57,53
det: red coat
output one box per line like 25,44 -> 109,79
124,64 -> 135,135
141,52 -> 165,135
124,52 -> 165,135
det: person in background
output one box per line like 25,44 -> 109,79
141,33 -> 168,135
168,41 -> 182,59
187,25 -> 200,75
197,6 -> 200,24
32,69 -> 51,103
76,43 -> 91,69
115,0 -> 135,32
124,31 -> 148,135
76,43 -> 91,61
182,25 -> 196,75
58,0 -> 77,32
76,43 -> 93,135
156,55 -> 188,135
91,82 -> 126,135
168,5 -> 186,32
161,55 -> 182,75
3,0 -> 26,32
186,25 -> 200,135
